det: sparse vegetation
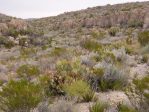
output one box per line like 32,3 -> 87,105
0,1 -> 149,112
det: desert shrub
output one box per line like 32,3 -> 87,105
56,59 -> 86,82
50,47 -> 66,57
17,64 -> 40,79
91,30 -> 106,39
133,75 -> 149,104
141,55 -> 148,63
138,31 -> 149,46
126,36 -> 133,45
20,47 -> 37,58
141,44 -> 149,54
0,36 -> 7,45
87,67 -> 105,91
108,27 -> 119,36
102,52 -> 116,63
89,102 -> 108,112
81,39 -> 102,51
0,36 -> 15,48
99,66 -> 129,91
39,74 -> 65,96
117,103 -> 137,112
0,80 -> 3,86
128,20 -> 143,28
125,46 -> 134,55
19,37 -> 28,46
0,79 -> 43,112
63,80 -> 94,102
6,28 -> 19,37
4,40 -> 15,48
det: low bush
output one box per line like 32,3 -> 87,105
117,103 -> 137,112
100,66 -> 129,91
39,74 -> 65,96
17,64 -> 40,79
138,31 -> 149,46
108,27 -> 119,36
87,67 -> 105,91
50,47 -> 66,57
56,59 -> 86,82
128,20 -> 143,28
81,39 -> 102,51
0,36 -> 15,48
0,79 -> 43,112
89,102 -> 108,112
20,47 -> 37,58
133,75 -> 149,104
63,80 -> 94,102
141,55 -> 148,63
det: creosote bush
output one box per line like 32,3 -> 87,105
0,79 -> 43,112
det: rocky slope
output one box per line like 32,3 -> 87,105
0,1 -> 149,112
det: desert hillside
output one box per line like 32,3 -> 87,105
0,1 -> 149,112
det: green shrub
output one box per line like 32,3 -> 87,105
20,47 -> 37,58
0,36 -> 7,45
0,36 -> 15,48
19,37 -> 28,46
56,59 -> 85,81
138,31 -> 149,46
17,64 -> 40,79
128,20 -> 143,28
7,28 -> 19,37
89,102 -> 108,112
117,103 -> 137,112
108,27 -> 119,36
141,55 -> 148,63
91,31 -> 106,39
0,79 -> 43,112
50,47 -> 66,57
81,39 -> 102,51
39,74 -> 65,96
63,80 -> 94,102
141,44 -> 149,54
133,75 -> 149,104
87,67 -> 105,91
99,66 -> 129,91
